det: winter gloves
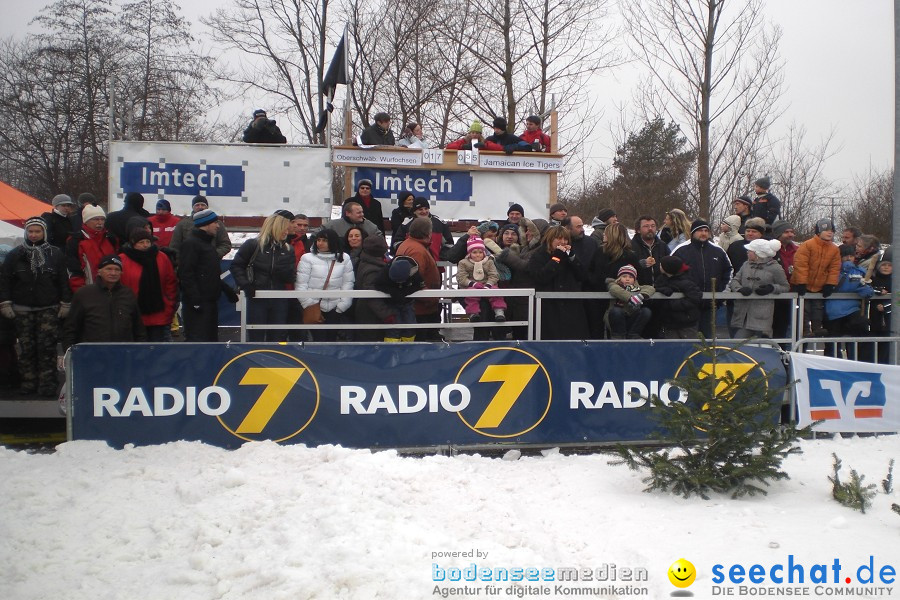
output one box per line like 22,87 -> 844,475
755,284 -> 775,296
58,303 -> 70,319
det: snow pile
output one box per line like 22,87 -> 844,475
0,436 -> 897,599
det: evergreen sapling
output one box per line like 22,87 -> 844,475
611,341 -> 806,500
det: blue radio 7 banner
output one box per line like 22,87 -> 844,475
68,342 -> 786,449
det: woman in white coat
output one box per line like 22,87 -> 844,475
295,228 -> 355,341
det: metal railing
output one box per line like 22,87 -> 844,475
237,288 -> 896,359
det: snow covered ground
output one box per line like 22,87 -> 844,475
1,435 -> 897,599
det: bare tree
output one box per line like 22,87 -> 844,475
204,0 -> 332,144
625,0 -> 785,220
118,0 -> 220,142
758,123 -> 841,232
29,0 -> 121,200
841,169 -> 892,243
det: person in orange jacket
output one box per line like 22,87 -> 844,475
791,218 -> 841,336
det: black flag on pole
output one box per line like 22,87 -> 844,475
317,33 -> 347,134
321,34 -> 347,99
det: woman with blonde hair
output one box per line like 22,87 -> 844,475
662,208 -> 692,252
230,210 -> 297,341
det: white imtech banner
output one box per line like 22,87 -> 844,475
109,141 -> 332,217
791,352 -> 900,433
351,168 -> 551,222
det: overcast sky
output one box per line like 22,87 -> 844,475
0,0 -> 893,193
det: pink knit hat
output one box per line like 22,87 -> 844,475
467,236 -> 486,254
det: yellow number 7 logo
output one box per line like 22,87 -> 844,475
474,365 -> 540,428
236,368 -> 307,434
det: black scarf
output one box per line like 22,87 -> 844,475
121,245 -> 164,314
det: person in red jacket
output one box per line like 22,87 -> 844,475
118,229 -> 178,342
148,199 -> 180,248
66,204 -> 118,293
445,120 -> 503,151
519,115 -> 551,152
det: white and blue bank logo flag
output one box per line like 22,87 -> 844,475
791,352 -> 899,433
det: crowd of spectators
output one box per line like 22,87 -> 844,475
1,123 -> 894,397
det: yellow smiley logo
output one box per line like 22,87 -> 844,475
668,558 -> 696,588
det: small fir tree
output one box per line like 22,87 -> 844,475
883,459 -> 894,494
611,340 -> 806,500
829,453 -> 877,514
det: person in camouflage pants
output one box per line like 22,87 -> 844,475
0,217 -> 71,396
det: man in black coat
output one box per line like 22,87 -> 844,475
178,210 -> 225,342
360,112 -> 395,146
673,219 -> 732,338
242,109 -> 287,144
343,178 -> 385,235
62,254 -> 146,349
41,194 -> 78,250
485,117 -> 525,154
106,192 -> 151,246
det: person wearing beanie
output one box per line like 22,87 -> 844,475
672,216 -> 732,338
548,203 -> 567,225
728,238 -> 789,338
653,254 -> 704,339
106,192 -> 151,246
169,195 -> 231,259
359,111 -> 395,146
519,115 -> 551,152
486,116 -> 524,152
395,217 -> 442,341
751,175 -> 781,224
726,216 -> 767,276
456,235 -> 507,323
243,108 -> 287,144
177,206 -> 226,342
41,194 -> 77,250
0,216 -> 71,396
149,198 -> 180,248
368,255 -> 424,343
791,217 -> 841,335
343,178 -> 385,235
589,208 -> 618,244
389,197 -> 454,262
67,192 -> 98,233
62,251 -> 146,349
605,263 -> 655,339
732,195 -> 753,233
717,215 -> 743,253
65,204 -> 118,293
822,243 -> 874,357
118,221 -> 178,342
506,203 -> 525,225
445,119 -> 503,151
